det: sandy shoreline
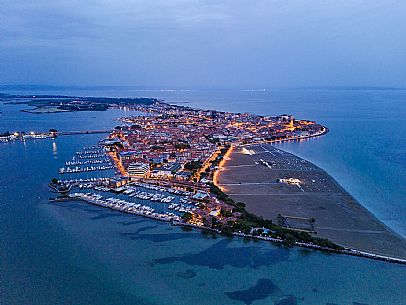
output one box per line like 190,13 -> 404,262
216,144 -> 406,260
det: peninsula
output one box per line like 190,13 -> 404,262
38,96 -> 406,264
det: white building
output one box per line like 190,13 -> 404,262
127,162 -> 150,177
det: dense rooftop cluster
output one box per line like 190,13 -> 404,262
129,103 -> 325,143
96,102 -> 332,245
109,102 -> 325,179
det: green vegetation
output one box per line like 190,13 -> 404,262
219,146 -> 230,154
184,160 -> 202,171
220,208 -> 232,217
210,145 -> 230,167
182,212 -> 193,222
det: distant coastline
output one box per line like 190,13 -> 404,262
0,93 -> 158,113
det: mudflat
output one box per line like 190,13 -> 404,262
217,144 -> 406,259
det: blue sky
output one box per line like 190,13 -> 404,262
1,0 -> 405,88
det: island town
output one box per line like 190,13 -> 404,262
1,92 -> 405,264
22,99 -> 402,265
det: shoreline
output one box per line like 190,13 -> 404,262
216,142 -> 406,261
265,129 -> 406,242
50,196 -> 406,265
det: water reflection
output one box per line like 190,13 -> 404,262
52,141 -> 58,158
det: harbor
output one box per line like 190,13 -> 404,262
54,179 -> 199,216
57,145 -> 116,179
61,193 -> 182,222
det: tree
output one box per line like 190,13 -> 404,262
220,209 -> 232,217
184,160 -> 202,171
221,225 -> 233,235
182,212 -> 193,222
283,233 -> 296,247
236,202 -> 246,208
51,178 -> 59,185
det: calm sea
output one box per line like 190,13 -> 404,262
1,88 -> 405,305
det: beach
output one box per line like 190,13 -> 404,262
217,143 -> 406,259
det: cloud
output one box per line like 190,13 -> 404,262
1,0 -> 405,87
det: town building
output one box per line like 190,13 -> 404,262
128,162 -> 150,178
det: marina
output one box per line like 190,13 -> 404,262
65,158 -> 111,166
71,182 -> 198,215
57,145 -> 116,179
58,165 -> 114,174
52,180 -> 198,221
54,139 -> 199,218
66,193 -> 181,222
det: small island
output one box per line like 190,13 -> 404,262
0,93 -> 158,113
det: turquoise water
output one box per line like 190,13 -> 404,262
1,89 -> 406,304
